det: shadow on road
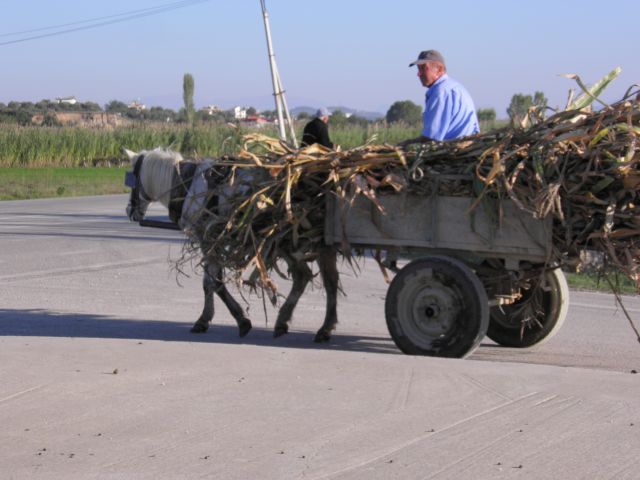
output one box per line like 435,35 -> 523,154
0,308 -> 400,355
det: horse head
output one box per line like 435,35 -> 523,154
124,148 -> 152,222
124,147 -> 183,223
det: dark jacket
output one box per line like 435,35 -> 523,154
301,118 -> 333,148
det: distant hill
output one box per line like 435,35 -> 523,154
291,106 -> 384,121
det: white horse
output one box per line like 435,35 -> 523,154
124,148 -> 340,342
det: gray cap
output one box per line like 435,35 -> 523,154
409,49 -> 446,67
316,107 -> 330,118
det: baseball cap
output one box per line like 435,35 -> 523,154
316,107 -> 330,117
409,50 -> 446,67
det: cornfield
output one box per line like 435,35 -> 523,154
0,122 -> 419,168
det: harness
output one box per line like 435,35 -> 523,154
127,154 -> 232,230
126,154 -> 152,215
168,161 -> 199,224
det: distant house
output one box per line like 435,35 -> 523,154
55,96 -> 77,105
128,100 -> 146,112
233,106 -> 247,120
203,105 -> 222,115
241,115 -> 270,128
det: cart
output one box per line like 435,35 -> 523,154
324,188 -> 569,358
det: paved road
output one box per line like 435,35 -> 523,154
1,195 -> 639,479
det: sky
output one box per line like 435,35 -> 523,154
1,0 -> 639,118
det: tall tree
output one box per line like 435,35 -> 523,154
477,108 -> 496,122
507,93 -> 532,126
183,73 -> 195,127
386,100 -> 422,124
507,91 -> 549,127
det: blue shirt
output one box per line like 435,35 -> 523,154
422,74 -> 479,141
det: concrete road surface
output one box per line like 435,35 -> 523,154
1,195 -> 639,479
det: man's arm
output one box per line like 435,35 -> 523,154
316,122 -> 334,149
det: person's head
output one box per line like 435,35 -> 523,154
409,50 -> 447,87
316,107 -> 330,123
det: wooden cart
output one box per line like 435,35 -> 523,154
324,191 -> 569,358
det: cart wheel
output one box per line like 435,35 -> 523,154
385,256 -> 489,358
487,268 -> 569,348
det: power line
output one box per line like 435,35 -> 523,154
0,0 -> 206,38
0,0 -> 211,47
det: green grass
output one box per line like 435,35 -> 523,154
0,167 -> 128,200
565,271 -> 637,295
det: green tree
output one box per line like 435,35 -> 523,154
386,100 -> 422,124
80,101 -> 102,112
105,100 -> 129,113
533,91 -> 547,111
507,93 -> 532,126
328,109 -> 348,128
183,73 -> 195,127
35,99 -> 55,111
146,106 -> 177,122
507,91 -> 549,127
477,108 -> 496,122
15,110 -> 33,126
531,91 -> 548,122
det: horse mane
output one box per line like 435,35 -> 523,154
141,147 -> 184,207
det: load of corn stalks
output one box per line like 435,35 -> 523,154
181,68 -> 640,297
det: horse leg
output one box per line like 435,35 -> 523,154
213,275 -> 252,338
191,262 -> 217,334
190,262 -> 252,337
314,247 -> 339,343
273,254 -> 312,338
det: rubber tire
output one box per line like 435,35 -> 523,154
487,268 -> 569,348
385,256 -> 489,358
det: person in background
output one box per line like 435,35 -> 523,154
399,49 -> 479,147
301,107 -> 334,148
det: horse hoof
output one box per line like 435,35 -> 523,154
273,324 -> 288,338
190,322 -> 209,334
239,320 -> 252,338
314,330 -> 331,343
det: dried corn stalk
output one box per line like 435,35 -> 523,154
180,91 -> 640,297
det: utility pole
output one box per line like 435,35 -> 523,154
259,0 -> 298,148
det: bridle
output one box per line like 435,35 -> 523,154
125,154 -> 152,222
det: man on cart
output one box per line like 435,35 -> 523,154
399,49 -> 479,146
385,49 -> 481,271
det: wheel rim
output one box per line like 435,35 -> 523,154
491,272 -> 558,331
396,268 -> 463,348
487,268 -> 569,348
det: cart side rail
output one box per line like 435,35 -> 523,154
325,194 -> 552,263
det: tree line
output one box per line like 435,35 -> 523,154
1,90 -> 549,129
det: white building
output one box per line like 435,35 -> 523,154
203,105 -> 222,115
233,106 -> 247,120
128,100 -> 146,112
55,96 -> 77,105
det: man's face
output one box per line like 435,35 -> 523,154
417,62 -> 442,87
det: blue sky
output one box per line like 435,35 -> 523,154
1,0 -> 638,117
